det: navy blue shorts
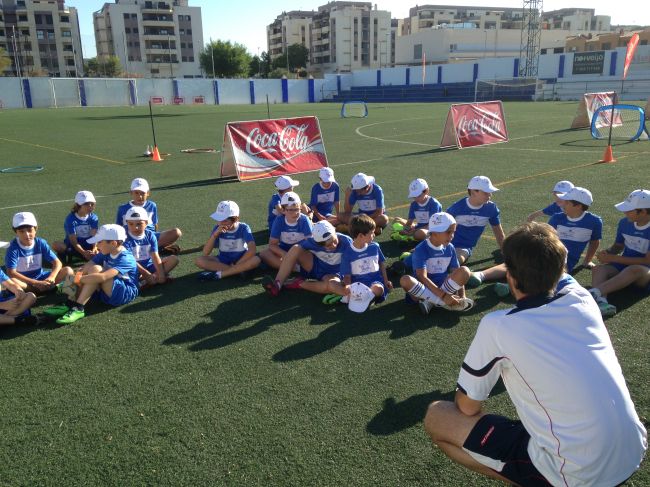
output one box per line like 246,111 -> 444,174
463,414 -> 551,486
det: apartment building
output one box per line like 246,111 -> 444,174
566,28 -> 650,53
93,0 -> 203,78
0,0 -> 83,77
267,10 -> 314,61
541,9 -> 610,33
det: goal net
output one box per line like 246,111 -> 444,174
341,100 -> 368,118
591,104 -> 649,141
474,77 -> 543,102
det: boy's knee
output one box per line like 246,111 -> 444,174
175,228 -> 182,239
452,266 -> 471,283
400,274 -> 415,290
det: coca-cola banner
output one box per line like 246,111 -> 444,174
440,101 -> 509,149
220,116 -> 328,181
570,92 -> 618,129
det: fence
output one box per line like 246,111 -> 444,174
538,78 -> 650,101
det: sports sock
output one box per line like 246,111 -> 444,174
441,278 -> 462,295
475,272 -> 485,282
407,282 -> 444,306
71,303 -> 85,312
215,271 -> 222,279
65,299 -> 77,309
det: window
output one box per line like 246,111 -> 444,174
125,27 -> 131,33
22,29 -> 30,36
641,40 -> 648,46
188,42 -> 192,48
123,13 -> 130,19
414,43 -> 422,59
60,15 -> 69,22
0,30 -> 4,37
188,56 -> 194,62
133,28 -> 138,34
602,42 -> 611,50
35,14 -> 42,23
131,14 -> 137,19
182,55 -> 187,62
61,30 -> 71,37
181,42 -> 186,48
186,29 -> 192,35
45,15 -> 53,25
48,30 -> 55,40
19,14 -> 28,22
37,30 -> 44,40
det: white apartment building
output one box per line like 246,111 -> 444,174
0,0 -> 83,77
267,10 -> 314,61
541,8 -> 610,33
93,0 -> 203,78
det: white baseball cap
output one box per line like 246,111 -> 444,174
615,189 -> 650,212
319,167 -> 335,183
280,191 -> 301,206
312,221 -> 336,243
210,200 -> 240,221
408,178 -> 429,198
351,173 -> 375,190
275,175 -> 300,190
75,190 -> 96,205
468,176 -> 499,193
124,206 -> 151,222
12,212 -> 38,228
428,212 -> 456,233
558,187 -> 593,206
87,224 -> 127,243
348,282 -> 375,313
131,177 -> 150,192
552,180 -> 574,194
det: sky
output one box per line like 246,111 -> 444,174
67,0 -> 649,59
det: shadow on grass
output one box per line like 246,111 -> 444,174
560,139 -> 637,149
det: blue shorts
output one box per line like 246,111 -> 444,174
142,262 -> 157,274
23,270 -> 51,281
302,259 -> 340,281
94,278 -> 138,307
463,414 -> 551,486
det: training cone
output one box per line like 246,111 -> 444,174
152,145 -> 163,162
144,145 -> 152,157
599,145 -> 616,163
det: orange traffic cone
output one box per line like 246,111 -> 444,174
152,145 -> 163,162
599,145 -> 616,163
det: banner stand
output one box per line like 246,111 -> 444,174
570,92 -> 618,129
439,101 -> 509,149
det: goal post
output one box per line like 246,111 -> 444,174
591,104 -> 649,141
474,77 -> 543,102
341,100 -> 368,118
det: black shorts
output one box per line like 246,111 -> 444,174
463,414 -> 552,487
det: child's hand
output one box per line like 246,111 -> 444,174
386,281 -> 394,290
145,273 -> 157,285
443,293 -> 460,307
82,249 -> 96,260
343,285 -> 351,296
596,250 -> 612,264
34,280 -> 54,292
582,261 -> 596,270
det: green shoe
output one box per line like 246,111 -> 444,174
399,251 -> 411,261
322,293 -> 343,305
43,304 -> 70,317
56,309 -> 85,325
494,282 -> 511,298
390,232 -> 409,242
391,222 -> 404,232
466,273 -> 482,289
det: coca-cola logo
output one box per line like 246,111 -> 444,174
245,124 -> 311,156
457,114 -> 502,137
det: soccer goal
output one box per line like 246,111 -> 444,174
474,77 -> 543,102
341,100 -> 368,118
591,104 -> 649,141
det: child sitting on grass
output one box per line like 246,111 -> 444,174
338,173 -> 389,235
309,167 -> 340,225
195,201 -> 260,281
268,175 -> 312,230
391,178 -> 442,243
526,180 -> 574,222
52,190 -> 99,262
0,239 -> 38,327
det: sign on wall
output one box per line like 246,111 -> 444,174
572,51 -> 605,75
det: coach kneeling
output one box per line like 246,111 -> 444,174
424,222 -> 647,486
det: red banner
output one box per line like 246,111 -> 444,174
440,101 -> 508,149
220,116 -> 328,181
570,92 -> 618,129
623,33 -> 640,80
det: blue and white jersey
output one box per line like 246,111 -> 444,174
116,200 -> 158,232
212,222 -> 255,265
63,212 -> 99,249
267,193 -> 282,229
340,242 -> 386,287
410,239 -> 459,287
5,237 -> 58,279
270,214 -> 313,252
408,196 -> 443,229
299,233 -> 352,275
615,217 -> 650,265
446,197 -> 501,250
124,229 -> 159,270
92,250 -> 139,289
548,212 -> 603,272
349,184 -> 385,215
310,182 -> 340,216
543,202 -> 562,217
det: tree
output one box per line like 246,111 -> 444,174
199,40 -> 251,78
0,46 -> 11,75
260,51 -> 271,78
85,56 -> 123,77
248,55 -> 261,78
288,43 -> 309,70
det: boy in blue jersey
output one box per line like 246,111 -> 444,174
392,178 -> 443,243
309,167 -> 340,225
5,212 -> 72,294
339,173 -> 389,235
400,212 -> 474,315
338,214 -> 392,311
267,175 -> 300,229
590,189 -> 650,317
262,220 -> 352,298
44,224 -> 139,325
123,207 -> 179,288
195,200 -> 260,280
261,192 -> 313,270
115,178 -> 182,253
0,239 -> 38,327
526,180 -> 574,222
52,190 -> 99,262
446,176 -> 505,264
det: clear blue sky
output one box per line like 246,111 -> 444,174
67,0 -> 648,59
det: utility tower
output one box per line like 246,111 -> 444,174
519,0 -> 543,77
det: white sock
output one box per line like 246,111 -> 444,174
216,271 -> 222,279
408,282 -> 444,306
441,278 -> 461,295
476,271 -> 485,282
590,287 -> 606,302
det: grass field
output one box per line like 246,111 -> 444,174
0,101 -> 648,486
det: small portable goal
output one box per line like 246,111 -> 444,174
341,100 -> 368,118
591,104 -> 649,141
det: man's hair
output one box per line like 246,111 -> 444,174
503,222 -> 566,296
349,213 -> 376,238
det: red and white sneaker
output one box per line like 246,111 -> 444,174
262,275 -> 281,297
283,277 -> 305,290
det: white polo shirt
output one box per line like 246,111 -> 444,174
458,283 -> 647,486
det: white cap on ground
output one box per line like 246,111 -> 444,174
348,282 -> 375,313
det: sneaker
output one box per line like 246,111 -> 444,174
43,304 -> 71,317
284,277 -> 305,290
389,260 -> 407,277
198,271 -> 220,281
494,282 -> 511,298
598,301 -> 617,318
466,273 -> 482,289
391,222 -> 404,232
322,293 -> 343,305
399,252 -> 411,261
588,288 -> 602,302
418,299 -> 433,316
56,309 -> 85,325
390,232 -> 409,242
441,297 -> 474,312
262,275 -> 281,297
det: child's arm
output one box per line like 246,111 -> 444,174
136,261 -> 156,285
6,268 -> 52,292
2,277 -> 28,299
78,267 -> 119,285
47,257 -> 63,282
380,262 -> 393,290
150,251 -> 166,284
596,249 -> 650,267
416,268 -> 460,306
201,227 -> 223,256
333,200 -> 340,216
344,187 -> 354,214
310,204 -> 324,221
68,234 -> 96,260
526,209 -> 544,222
401,218 -> 416,234
267,238 -> 286,257
236,242 -> 257,264
492,224 -> 506,249
582,240 -> 600,268
342,274 -> 351,294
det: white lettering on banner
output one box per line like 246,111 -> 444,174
246,124 -> 310,156
457,115 -> 502,136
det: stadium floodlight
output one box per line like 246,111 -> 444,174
341,100 -> 368,118
591,104 -> 649,141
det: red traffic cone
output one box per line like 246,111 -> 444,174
152,145 -> 163,162
599,145 -> 616,163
